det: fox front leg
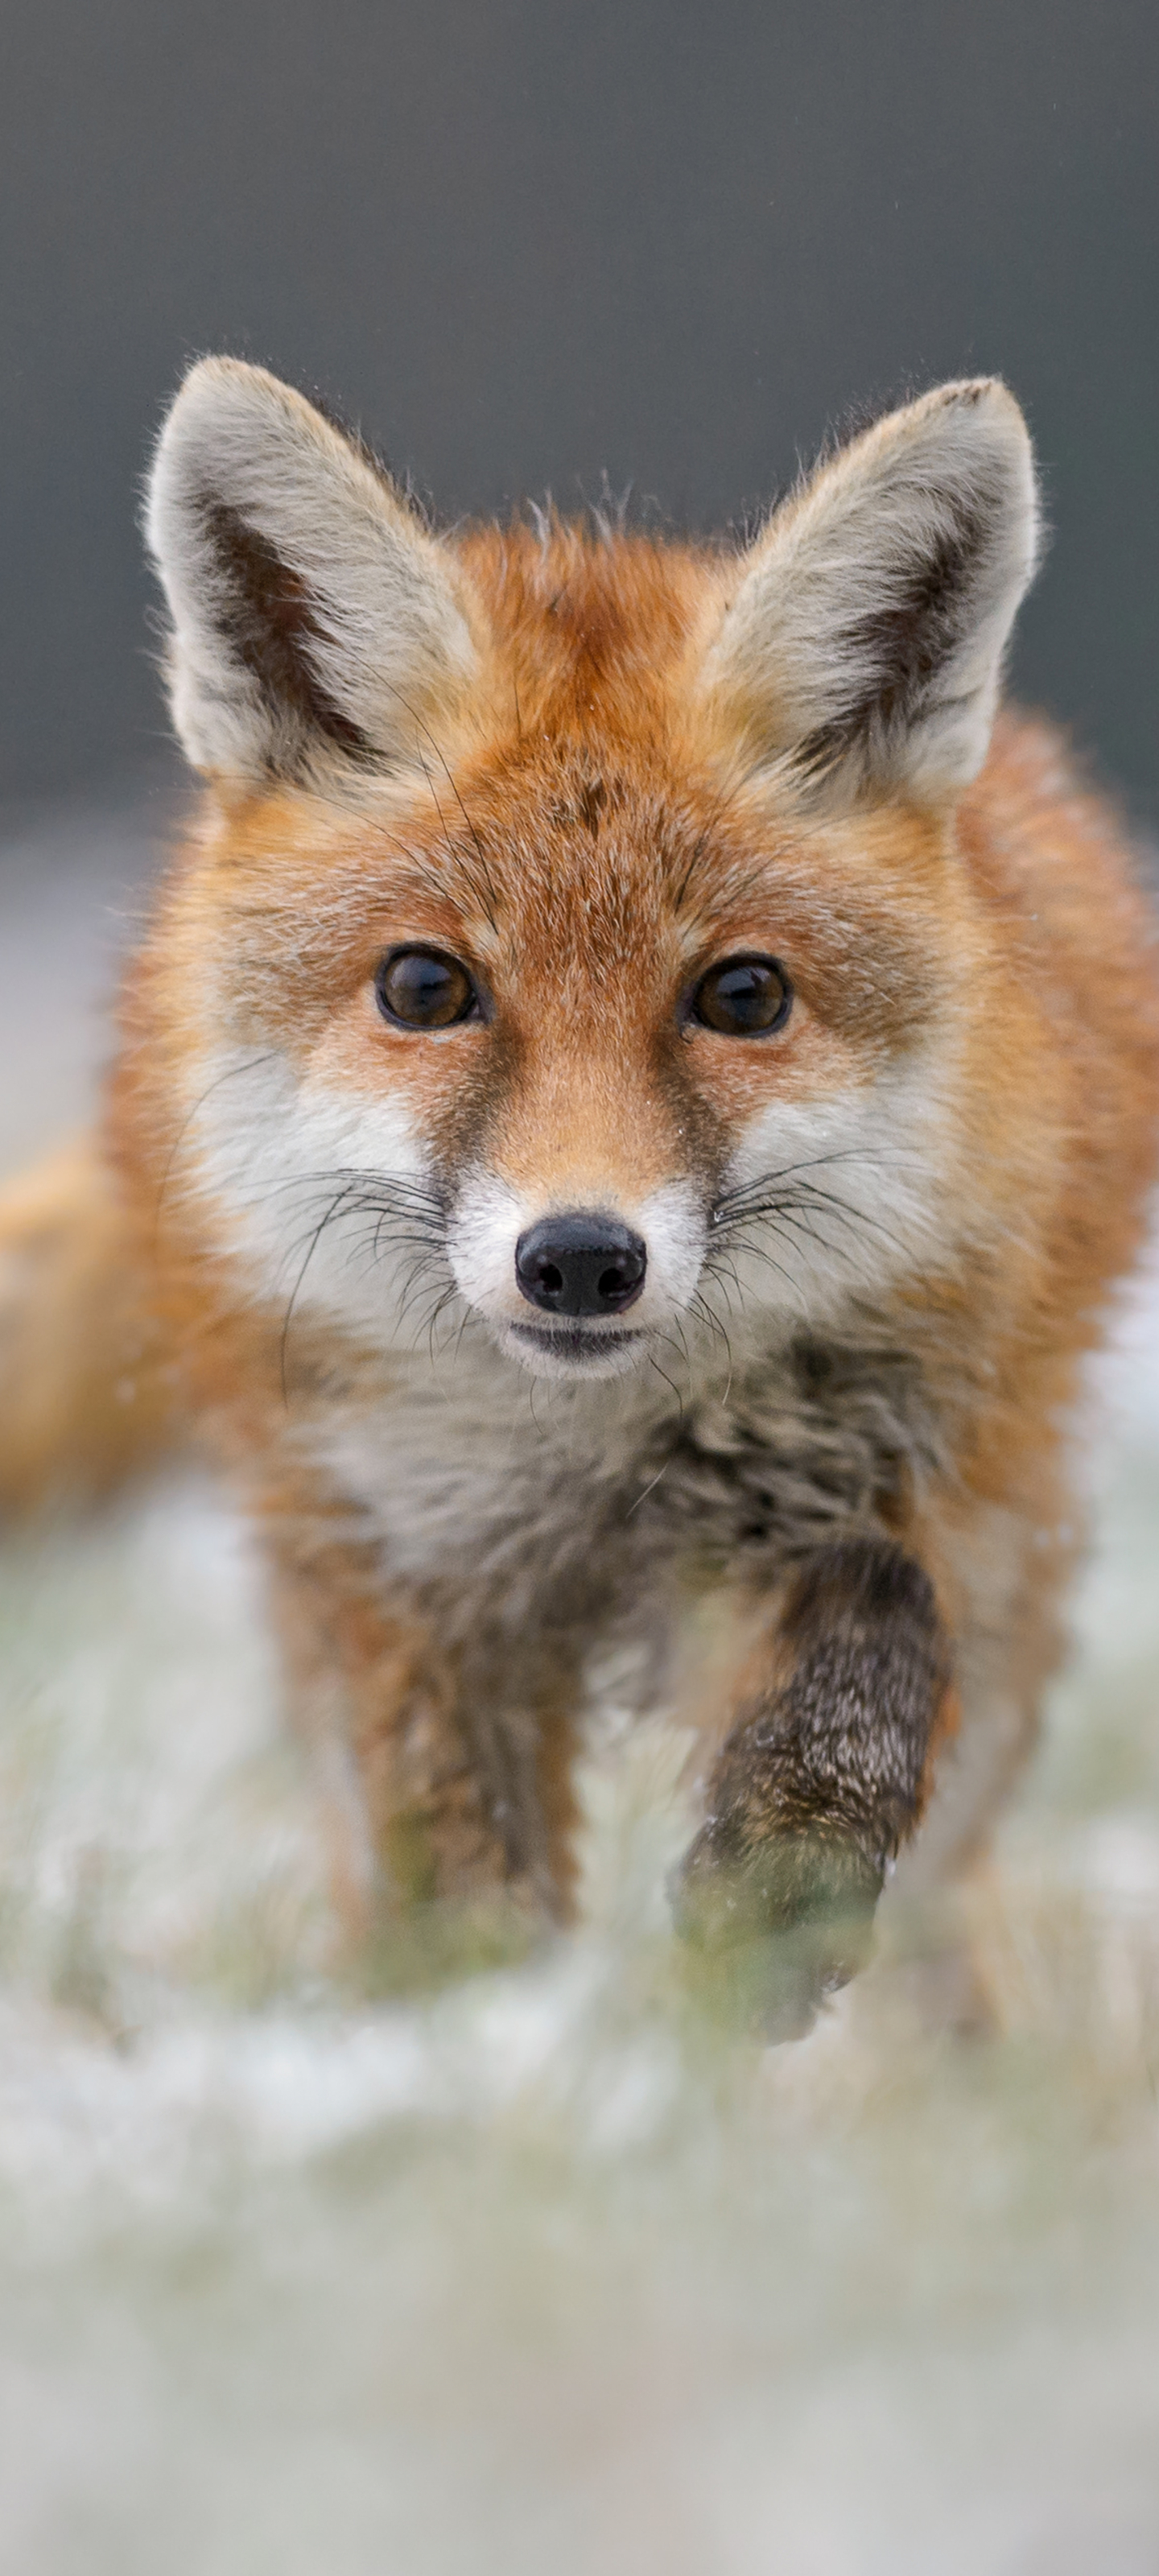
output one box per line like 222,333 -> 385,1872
265,1530 -> 583,1961
675,1539 -> 951,2040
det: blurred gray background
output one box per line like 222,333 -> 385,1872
2,0 -> 1157,815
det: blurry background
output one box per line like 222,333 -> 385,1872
3,13 -> 1159,2570
2,0 -> 1158,817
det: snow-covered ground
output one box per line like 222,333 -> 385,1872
2,784 -> 1158,2574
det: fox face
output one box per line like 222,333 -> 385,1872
145,364 -> 1038,1385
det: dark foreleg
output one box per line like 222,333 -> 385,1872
676,1538 -> 951,2038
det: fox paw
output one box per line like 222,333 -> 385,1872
672,1824 -> 883,2042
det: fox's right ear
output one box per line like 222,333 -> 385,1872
146,358 -> 480,784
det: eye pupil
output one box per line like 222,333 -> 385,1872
376,947 -> 476,1030
691,955 -> 792,1037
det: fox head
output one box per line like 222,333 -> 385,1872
145,360 -> 1039,1383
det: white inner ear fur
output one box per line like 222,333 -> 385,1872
146,356 -> 480,781
702,378 -> 1041,801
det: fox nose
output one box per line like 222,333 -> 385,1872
514,1213 -> 647,1319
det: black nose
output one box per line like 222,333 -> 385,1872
514,1212 -> 647,1318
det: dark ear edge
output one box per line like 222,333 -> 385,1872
793,466 -> 1008,779
200,497 -> 377,765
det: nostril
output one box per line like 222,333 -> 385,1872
597,1253 -> 643,1303
514,1213 -> 648,1319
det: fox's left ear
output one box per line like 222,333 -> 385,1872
146,357 -> 481,784
703,379 -> 1041,802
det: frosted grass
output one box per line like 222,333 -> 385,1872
0,1273 -> 1155,2572
1,795 -> 1157,2570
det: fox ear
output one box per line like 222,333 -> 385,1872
703,380 -> 1041,802
146,358 -> 480,782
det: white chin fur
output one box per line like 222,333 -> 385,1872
497,1322 -> 650,1381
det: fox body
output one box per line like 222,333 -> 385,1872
3,363 -> 1157,2027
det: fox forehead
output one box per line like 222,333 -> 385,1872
190,523 -> 957,1041
457,517 -> 725,725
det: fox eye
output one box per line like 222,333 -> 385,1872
376,946 -> 479,1030
691,955 -> 793,1037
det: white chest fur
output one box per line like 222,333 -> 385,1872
299,1335 -> 680,1600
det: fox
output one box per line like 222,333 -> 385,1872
2,358 -> 1157,2033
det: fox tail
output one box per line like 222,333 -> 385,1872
0,1139 -> 177,1517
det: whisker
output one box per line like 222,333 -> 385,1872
653,1324 -> 694,1403
720,1183 -> 908,1263
279,1183 -> 364,1402
259,1166 -> 445,1213
781,1180 -> 911,1258
369,668 -> 501,933
688,1289 -> 734,1401
155,1050 -> 282,1235
647,1348 -> 685,1422
424,1283 -> 461,1368
704,1250 -> 744,1319
712,1146 -> 886,1219
625,1459 -> 670,1519
415,749 -> 501,934
707,1230 -> 803,1301
452,1302 -> 477,1366
394,1253 -> 450,1331
747,1208 -> 866,1283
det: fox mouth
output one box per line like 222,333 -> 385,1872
502,1319 -> 648,1378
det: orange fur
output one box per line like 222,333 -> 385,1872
3,371 -> 1157,2012
0,1141 -> 177,1514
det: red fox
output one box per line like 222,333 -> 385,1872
2,361 -> 1157,2031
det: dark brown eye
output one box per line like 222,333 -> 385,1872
375,947 -> 478,1030
691,955 -> 793,1037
